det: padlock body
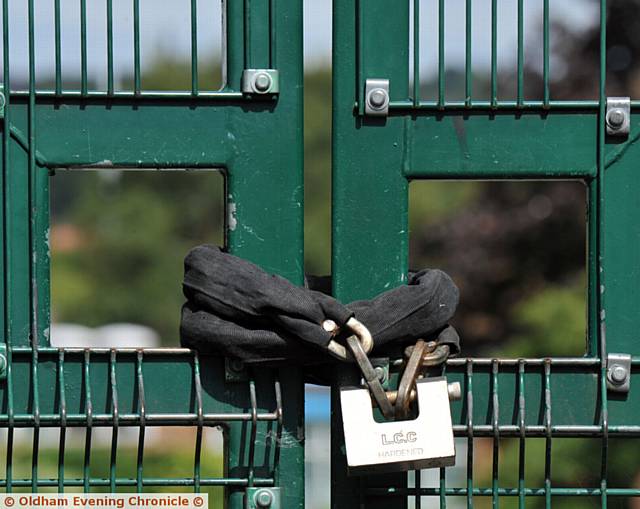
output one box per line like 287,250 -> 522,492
340,377 -> 455,475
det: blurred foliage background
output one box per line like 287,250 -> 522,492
43,1 -> 640,507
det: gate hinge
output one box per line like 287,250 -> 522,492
606,353 -> 631,393
242,69 -> 279,95
245,487 -> 281,509
364,78 -> 389,117
606,97 -> 630,137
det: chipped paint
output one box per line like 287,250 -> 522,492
228,202 -> 237,231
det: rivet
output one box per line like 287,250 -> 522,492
254,73 -> 272,93
254,489 -> 273,508
608,364 -> 628,385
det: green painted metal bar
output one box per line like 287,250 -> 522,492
109,350 -> 118,493
136,351 -> 145,493
54,0 -> 61,95
269,0 -> 276,68
598,3 -> 608,507
191,0 -> 199,96
106,0 -> 114,96
517,360 -> 525,509
438,0 -> 444,108
133,0 -> 141,94
490,0 -> 497,107
543,0 -> 550,107
368,487 -> 640,497
544,361 -> 552,508
80,0 -> 88,96
193,353 -> 203,492
413,0 -> 419,107
83,350 -> 93,493
244,0 -> 252,68
466,360 -> 473,509
465,0 -> 471,106
516,0 -> 524,107
1,0 -> 8,351
57,350 -> 66,492
491,360 -> 499,509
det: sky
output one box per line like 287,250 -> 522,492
0,0 -> 597,90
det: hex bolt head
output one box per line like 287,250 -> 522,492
607,108 -> 626,129
254,489 -> 273,508
608,364 -> 628,385
367,88 -> 388,109
253,73 -> 272,93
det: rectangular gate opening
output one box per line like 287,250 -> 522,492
49,168 -> 225,348
409,180 -> 587,357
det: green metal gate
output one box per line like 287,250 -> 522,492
0,1 -> 304,508
331,0 -> 640,507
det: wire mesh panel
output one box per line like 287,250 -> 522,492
0,1 -> 305,508
332,0 -> 640,507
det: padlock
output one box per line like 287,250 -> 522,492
340,377 -> 455,475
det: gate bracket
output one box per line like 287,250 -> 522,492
242,69 -> 279,95
606,353 -> 631,393
364,79 -> 389,117
245,487 -> 281,509
605,97 -> 630,137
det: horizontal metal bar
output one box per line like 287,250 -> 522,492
0,412 -> 278,426
367,487 -> 640,497
0,478 -> 275,487
9,347 -> 196,355
385,100 -> 640,111
453,425 -> 640,437
6,91 -> 245,100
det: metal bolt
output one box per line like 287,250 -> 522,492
254,489 -> 273,508
607,108 -> 626,129
0,92 -> 5,110
448,382 -> 462,401
374,366 -> 387,384
368,88 -> 388,109
0,354 -> 6,377
608,364 -> 628,385
253,73 -> 272,93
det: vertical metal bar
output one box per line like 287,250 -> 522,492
190,0 -> 199,96
136,351 -> 146,492
356,0 -> 364,115
106,0 -> 114,96
244,0 -> 252,69
466,360 -> 473,509
269,0 -> 277,69
247,379 -> 258,487
412,0 -> 419,107
516,0 -> 524,107
5,347 -> 14,493
2,0 -> 13,493
83,350 -> 93,493
80,0 -> 87,95
490,0 -> 497,108
517,360 -> 525,509
109,349 -> 119,493
439,468 -> 446,508
598,2 -> 608,507
28,0 -> 40,492
133,0 -> 141,95
438,0 -> 445,108
465,0 -> 472,106
544,360 -> 552,508
273,377 -> 283,480
54,0 -> 62,95
58,350 -> 67,492
491,360 -> 499,509
543,0 -> 550,107
415,470 -> 421,509
193,353 -> 204,492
